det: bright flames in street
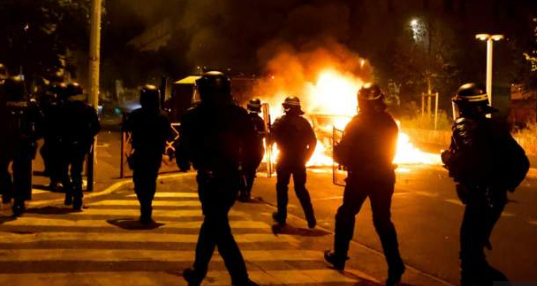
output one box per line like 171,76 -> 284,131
261,68 -> 441,168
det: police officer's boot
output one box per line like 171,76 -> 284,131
183,267 -> 204,286
272,211 -> 286,225
324,250 -> 348,270
386,263 -> 405,286
73,196 -> 83,211
12,200 -> 25,217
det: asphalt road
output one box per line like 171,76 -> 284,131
250,165 -> 537,284
90,130 -> 537,284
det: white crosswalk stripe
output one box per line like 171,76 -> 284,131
0,187 -> 375,285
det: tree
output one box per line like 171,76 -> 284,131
0,0 -> 90,82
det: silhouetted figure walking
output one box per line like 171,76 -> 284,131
177,71 -> 258,286
123,85 -> 172,224
52,83 -> 100,210
442,83 -> 529,286
270,96 -> 317,229
0,76 -> 42,216
239,98 -> 266,202
324,83 -> 405,286
40,82 -> 66,190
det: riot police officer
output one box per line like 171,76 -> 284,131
441,83 -> 529,286
177,71 -> 258,286
123,85 -> 172,224
324,83 -> 405,286
270,96 -> 317,228
0,76 -> 42,216
40,82 -> 66,190
53,82 -> 100,210
238,98 -> 266,202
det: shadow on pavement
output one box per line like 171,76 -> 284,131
0,216 -> 16,225
271,223 -> 331,237
107,218 -> 165,230
25,206 -> 79,215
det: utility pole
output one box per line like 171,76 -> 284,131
87,0 -> 102,192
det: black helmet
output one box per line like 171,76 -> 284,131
140,84 -> 160,111
2,76 -> 26,100
196,71 -> 232,105
358,83 -> 386,112
282,96 -> 304,115
0,63 -> 8,80
64,82 -> 84,98
247,98 -> 262,113
453,83 -> 496,117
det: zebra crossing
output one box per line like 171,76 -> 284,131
0,176 -> 380,286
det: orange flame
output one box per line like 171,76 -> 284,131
256,48 -> 440,167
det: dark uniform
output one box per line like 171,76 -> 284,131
442,83 -> 529,286
325,83 -> 405,286
52,83 -> 100,210
177,71 -> 258,286
0,76 -> 42,216
239,98 -> 266,201
40,82 -> 66,189
270,96 -> 317,228
123,85 -> 172,223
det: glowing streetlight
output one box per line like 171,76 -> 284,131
475,33 -> 504,106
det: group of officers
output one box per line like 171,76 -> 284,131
0,63 -> 100,216
127,71 -> 529,286
0,66 -> 530,286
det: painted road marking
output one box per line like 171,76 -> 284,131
90,200 -> 201,207
0,269 -> 378,286
501,212 -> 516,218
0,249 -> 322,262
0,231 -> 298,244
127,192 -> 198,198
66,208 -> 247,218
444,199 -> 464,206
1,217 -> 269,229
528,220 -> 537,226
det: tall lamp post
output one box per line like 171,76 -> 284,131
475,33 -> 504,106
87,0 -> 102,191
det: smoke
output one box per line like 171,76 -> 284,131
253,40 -> 373,116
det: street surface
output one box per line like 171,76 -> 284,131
0,173 -> 446,286
251,165 -> 537,285
1,130 -> 535,285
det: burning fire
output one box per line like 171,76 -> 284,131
256,50 -> 440,168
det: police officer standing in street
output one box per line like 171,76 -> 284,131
53,82 -> 100,211
324,83 -> 405,286
123,85 -> 172,224
239,98 -> 266,202
270,96 -> 317,229
0,76 -> 42,216
177,71 -> 258,286
40,81 -> 67,190
441,83 -> 529,286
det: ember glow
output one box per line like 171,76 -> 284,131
256,48 -> 440,168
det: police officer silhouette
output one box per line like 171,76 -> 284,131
324,83 -> 405,286
177,71 -> 259,286
0,76 -> 42,216
442,83 -> 529,286
123,85 -> 172,224
270,96 -> 317,229
239,98 -> 266,202
53,82 -> 100,210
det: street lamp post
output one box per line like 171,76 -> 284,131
87,0 -> 102,192
475,33 -> 504,106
